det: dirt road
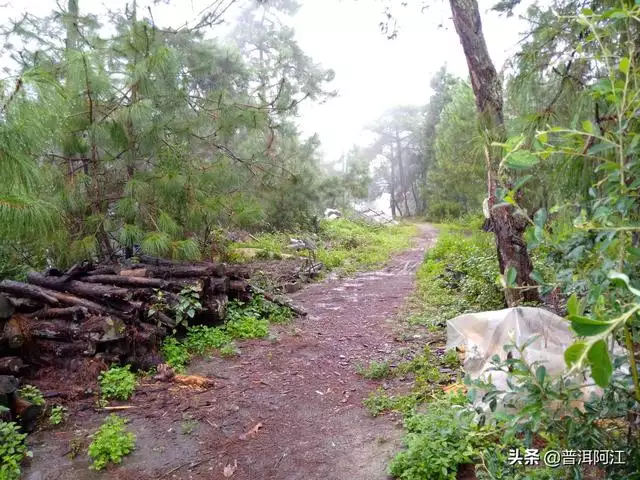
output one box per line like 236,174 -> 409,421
23,224 -> 438,480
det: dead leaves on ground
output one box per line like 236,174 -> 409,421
239,422 -> 263,440
223,460 -> 238,477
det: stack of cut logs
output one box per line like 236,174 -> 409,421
0,255 -> 252,377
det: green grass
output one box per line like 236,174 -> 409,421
356,360 -> 392,379
230,218 -> 418,275
408,230 -> 504,328
160,295 -> 293,370
317,219 -> 417,274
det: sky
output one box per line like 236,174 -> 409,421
1,0 -> 531,163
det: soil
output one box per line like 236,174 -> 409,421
21,224 -> 439,480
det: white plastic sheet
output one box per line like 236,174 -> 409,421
446,306 -> 573,385
446,306 -> 611,407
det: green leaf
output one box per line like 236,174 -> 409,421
608,271 -> 640,297
569,314 -> 612,336
619,57 -> 630,75
565,342 -> 587,367
534,208 -> 547,228
535,365 -> 547,384
587,340 -> 613,387
582,120 -> 594,134
504,150 -> 540,170
567,294 -> 579,316
530,270 -> 544,284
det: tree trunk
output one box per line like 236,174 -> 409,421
389,146 -> 397,219
448,0 -> 538,305
395,127 -> 411,216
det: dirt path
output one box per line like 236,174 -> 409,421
23,224 -> 438,480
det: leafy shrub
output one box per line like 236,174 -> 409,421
49,405 -> 67,426
0,421 -> 30,480
185,325 -> 232,355
17,385 -> 45,406
98,365 -> 136,400
160,336 -> 192,371
410,231 -> 503,327
356,360 -> 391,379
88,415 -> 136,471
363,388 -> 418,417
224,316 -> 269,339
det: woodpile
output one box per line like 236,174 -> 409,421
0,256 -> 252,376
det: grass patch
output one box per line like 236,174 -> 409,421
160,294 -> 293,370
317,219 -> 417,275
229,218 -> 418,275
88,415 -> 136,471
408,230 -> 504,328
356,360 -> 392,379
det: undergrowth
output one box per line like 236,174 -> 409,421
408,230 -> 504,328
160,294 -> 292,370
88,415 -> 136,471
230,218 -> 417,275
0,421 -> 30,480
98,365 -> 136,401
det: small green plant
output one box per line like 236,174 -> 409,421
174,284 -> 203,328
17,385 -> 45,406
219,343 -> 239,357
363,388 -> 418,417
88,415 -> 136,471
441,349 -> 460,368
49,405 -> 67,426
98,365 -> 136,401
185,325 -> 232,354
397,346 -> 442,388
180,414 -> 198,435
356,360 -> 391,379
161,336 -> 191,371
0,421 -> 30,480
224,316 -> 269,339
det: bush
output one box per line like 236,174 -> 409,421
17,385 -> 45,406
356,360 -> 391,379
410,231 -> 504,327
98,365 -> 136,401
49,405 -> 67,426
0,421 -> 30,480
88,415 -> 136,471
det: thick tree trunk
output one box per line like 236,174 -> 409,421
448,0 -> 538,305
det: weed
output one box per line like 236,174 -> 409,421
161,336 -> 191,371
68,438 -> 83,459
356,360 -> 391,379
363,388 -> 418,417
225,316 -> 269,338
49,405 -> 67,426
0,421 -> 31,480
180,414 -> 198,435
88,415 -> 136,471
316,219 -> 417,274
17,385 -> 45,406
397,346 -> 442,387
98,365 -> 136,401
185,325 -> 232,354
441,349 -> 460,368
219,343 -> 239,357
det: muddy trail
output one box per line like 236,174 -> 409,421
23,224 -> 439,480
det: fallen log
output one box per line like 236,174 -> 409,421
1,317 -> 25,349
132,264 -> 225,279
0,294 -> 15,319
0,280 -> 59,305
24,319 -> 80,340
0,357 -> 27,375
26,306 -> 88,321
83,275 -> 168,289
27,272 -> 132,301
248,284 -> 307,317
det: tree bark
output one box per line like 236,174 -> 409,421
448,0 -> 538,305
